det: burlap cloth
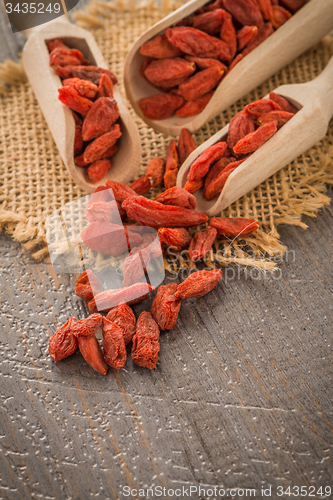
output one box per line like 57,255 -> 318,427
0,0 -> 332,271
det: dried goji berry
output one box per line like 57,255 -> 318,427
144,58 -> 196,89
72,65 -> 118,85
175,269 -> 223,299
223,0 -> 263,27
71,313 -> 103,338
74,125 -> 84,157
236,25 -> 258,51
78,335 -> 108,375
225,54 -> 244,74
242,22 -> 274,56
145,158 -> 166,187
140,34 -> 184,59
49,47 -> 83,68
75,145 -> 118,167
184,177 -> 204,194
85,200 -> 125,223
75,269 -> 102,301
192,9 -> 230,35
178,128 -> 196,165
83,124 -> 122,163
81,222 -> 142,256
227,110 -> 256,150
184,55 -> 227,71
46,38 -> 69,53
138,93 -> 185,120
62,77 -> 81,88
269,92 -> 298,113
49,317 -> 78,361
220,17 -> 237,61
203,156 -> 234,197
155,186 -> 197,210
122,196 -> 208,228
82,97 -> 119,141
178,66 -> 224,102
204,159 -> 245,200
256,0 -> 274,21
176,91 -> 213,117
96,74 -> 114,99
187,141 -> 227,181
151,283 -> 181,330
87,159 -> 112,183
257,110 -> 294,128
58,86 -> 93,116
244,98 -> 281,119
233,120 -> 277,155
74,79 -> 97,99
104,179 -> 137,203
209,216 -> 259,236
102,318 -> 127,369
130,176 -> 151,195
106,303 -> 136,345
271,5 -> 292,29
89,283 -> 154,312
158,227 -> 191,251
164,140 -> 179,189
165,27 -> 231,61
189,226 -> 217,261
279,0 -> 305,12
131,312 -> 160,369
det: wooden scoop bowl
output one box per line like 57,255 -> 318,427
22,19 -> 141,193
176,56 -> 333,216
124,0 -> 333,136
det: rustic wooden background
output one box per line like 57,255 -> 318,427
0,2 -> 332,499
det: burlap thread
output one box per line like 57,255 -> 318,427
0,0 -> 332,270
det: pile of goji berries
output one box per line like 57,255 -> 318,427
184,93 -> 298,197
49,269 -> 223,373
47,39 -> 121,183
138,0 -> 305,119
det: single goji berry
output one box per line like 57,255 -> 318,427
83,125 -> 122,163
164,140 -> 179,189
78,335 -> 108,375
62,77 -> 81,88
106,303 -> 136,345
158,227 -> 191,251
223,0 -> 263,27
271,5 -> 292,29
184,177 -> 204,194
279,0 -> 305,13
71,313 -> 103,338
192,9 -> 230,35
122,196 -> 208,228
89,283 -> 154,312
203,156 -> 234,195
165,27 -> 231,61
96,74 -> 114,99
75,269 -> 102,301
75,144 -> 118,167
236,25 -> 258,51
130,176 -> 151,195
244,98 -> 281,119
49,317 -> 78,361
102,318 -> 127,369
87,159 -> 112,183
104,179 -> 137,202
176,91 -> 213,117
74,79 -> 98,100
189,226 -> 217,261
155,186 -> 197,210
177,128 -> 196,165
209,216 -> 259,236
81,222 -> 142,256
175,269 -> 223,299
82,97 -> 119,141
269,92 -> 298,114
46,38 -> 69,53
184,55 -> 227,71
242,22 -> 274,56
233,120 -> 277,155
49,47 -> 83,68
257,110 -> 294,128
227,110 -> 256,150
72,65 -> 118,85
131,312 -> 160,369
138,94 -> 185,120
144,57 -> 196,89
256,0 -> 274,21
187,141 -> 227,181
145,158 -> 166,187
58,86 -> 93,116
178,66 -> 224,102
85,200 -> 125,223
151,283 -> 181,330
203,159 -> 245,200
140,34 -> 184,59
74,125 -> 84,157
220,17 -> 237,61
225,54 -> 244,75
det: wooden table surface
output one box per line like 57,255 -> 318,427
0,3 -> 332,499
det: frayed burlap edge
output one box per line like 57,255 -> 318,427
0,0 -> 332,271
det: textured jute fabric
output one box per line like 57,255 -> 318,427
0,0 -> 332,270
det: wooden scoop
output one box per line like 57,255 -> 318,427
124,0 -> 333,136
22,19 -> 141,193
176,56 -> 333,216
